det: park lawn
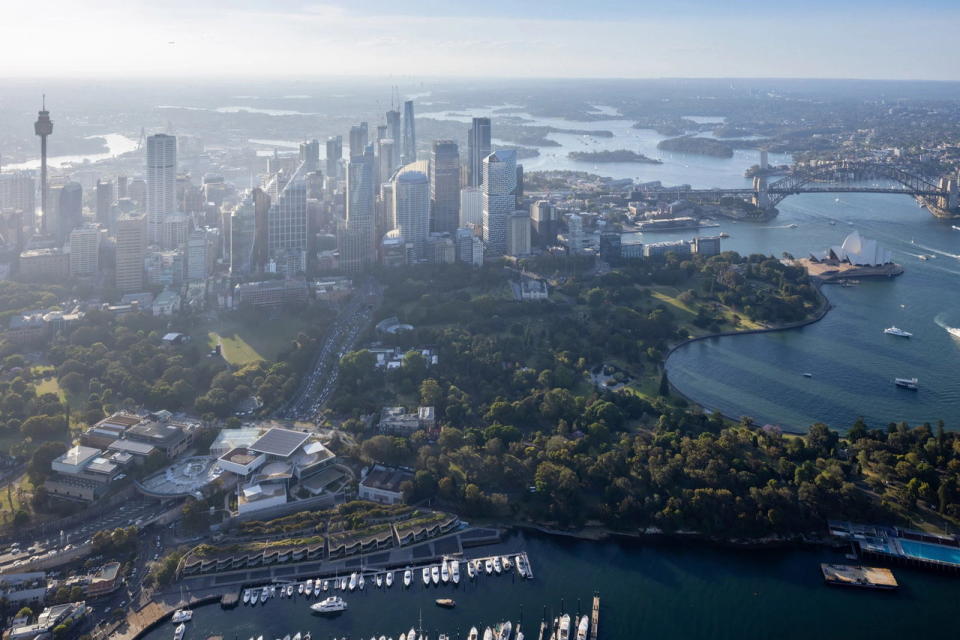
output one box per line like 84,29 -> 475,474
198,315 -> 315,366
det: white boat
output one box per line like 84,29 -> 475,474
286,585 -> 294,597
484,559 -> 494,575
468,628 -> 479,640
340,577 -> 348,591
576,616 -> 589,640
242,590 -> 251,604
515,555 -> 527,578
358,574 -> 365,590
174,624 -> 186,640
482,628 -> 493,640
306,579 -> 313,592
422,567 -> 431,585
293,633 -> 302,640
405,569 -> 413,587
283,635 -> 290,640
313,580 -> 321,597
895,377 -> 919,390
310,596 -> 348,614
400,634 -> 406,640
349,573 -> 358,591
450,560 -> 460,584
431,565 -> 440,585
376,573 -> 383,588
260,588 -> 268,603
947,326 -> 960,339
499,621 -> 512,640
298,583 -> 304,595
408,628 -> 417,640
884,326 -> 912,338
493,557 -> 502,574
171,610 -> 192,623
467,561 -> 476,579
502,556 -> 512,570
557,615 -> 571,640
516,627 -> 524,640
386,571 -> 394,588
322,580 -> 329,592
441,561 -> 450,583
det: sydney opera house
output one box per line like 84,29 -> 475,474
801,231 -> 903,280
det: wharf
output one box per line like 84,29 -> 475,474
820,563 -> 898,590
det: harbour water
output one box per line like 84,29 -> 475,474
142,531 -> 960,640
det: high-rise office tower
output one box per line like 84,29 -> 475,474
402,100 -> 416,164
460,187 -> 483,228
57,181 -> 83,244
68,224 -> 100,277
146,133 -> 177,246
467,117 -> 492,187
0,172 -> 36,230
377,138 -> 396,189
376,125 -> 387,142
349,123 -> 368,159
96,179 -> 113,228
530,200 -> 558,245
266,166 -> 308,276
34,98 -> 53,233
229,193 -> 256,275
116,214 -> 146,292
455,227 -> 483,266
386,109 -> 402,169
117,175 -> 128,199
506,211 -> 531,256
186,228 -> 209,281
339,146 -> 376,272
299,140 -> 320,172
430,140 -> 460,234
393,171 -> 430,261
128,178 -> 146,211
482,150 -> 517,255
325,136 -> 343,179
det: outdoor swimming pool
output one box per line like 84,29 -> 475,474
898,539 -> 960,566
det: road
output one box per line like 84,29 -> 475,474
279,277 -> 382,421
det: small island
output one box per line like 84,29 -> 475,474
657,136 -> 734,158
568,149 -> 663,164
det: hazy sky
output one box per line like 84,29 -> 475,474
2,0 -> 957,80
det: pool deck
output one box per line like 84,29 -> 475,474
828,520 -> 960,573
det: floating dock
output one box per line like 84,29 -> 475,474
820,563 -> 898,590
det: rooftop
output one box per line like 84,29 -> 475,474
360,466 -> 413,494
55,445 -> 101,469
250,427 -> 311,458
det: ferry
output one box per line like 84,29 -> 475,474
895,377 -> 919,390
884,326 -> 912,338
431,565 -> 441,585
435,598 -> 456,608
422,567 -> 431,586
171,610 -> 192,623
174,623 -> 186,640
385,571 -> 394,588
450,559 -> 460,584
311,596 -> 348,614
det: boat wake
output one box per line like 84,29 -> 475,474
916,243 -> 960,260
934,313 -> 960,339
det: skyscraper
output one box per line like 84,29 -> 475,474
34,98 -> 53,233
349,123 -> 368,159
506,211 -> 531,256
116,214 -> 146,292
386,109 -> 401,169
69,224 -> 100,277
0,172 -> 35,230
430,140 -> 460,234
402,100 -> 416,164
187,228 -> 210,280
339,146 -> 376,272
377,138 -> 396,190
530,200 -> 558,246
299,139 -> 320,172
57,181 -> 83,244
393,171 -> 430,261
460,187 -> 483,228
325,136 -> 342,179
266,166 -> 308,276
146,133 -> 177,246
96,179 -> 114,228
482,150 -> 517,256
468,117 -> 492,187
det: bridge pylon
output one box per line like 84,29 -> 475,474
752,176 -> 771,209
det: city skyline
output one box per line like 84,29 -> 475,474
1,1 -> 959,80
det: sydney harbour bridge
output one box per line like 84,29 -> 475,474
675,159 -> 960,218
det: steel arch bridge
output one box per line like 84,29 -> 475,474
764,160 -> 943,207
